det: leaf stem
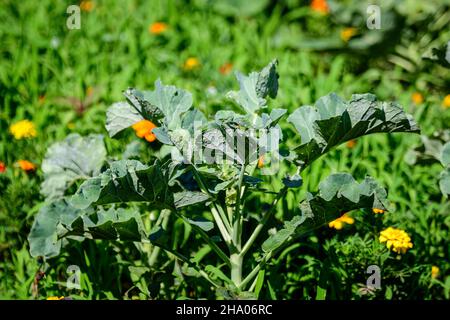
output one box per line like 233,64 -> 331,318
240,186 -> 287,258
149,209 -> 171,266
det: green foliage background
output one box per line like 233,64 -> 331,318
0,0 -> 449,299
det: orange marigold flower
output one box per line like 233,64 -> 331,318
443,94 -> 450,108
17,160 -> 36,172
80,1 -> 94,12
310,0 -> 329,14
346,139 -> 356,148
0,161 -> 6,173
372,208 -> 385,214
328,213 -> 354,230
341,27 -> 357,42
149,22 -> 168,35
257,155 -> 264,168
132,120 -> 157,142
183,57 -> 200,71
411,92 -> 424,104
219,62 -> 233,75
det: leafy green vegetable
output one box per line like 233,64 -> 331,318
227,60 -> 279,115
105,101 -> 144,137
71,159 -> 173,209
262,173 -> 387,252
288,93 -> 420,168
28,199 -> 88,258
41,134 -> 106,199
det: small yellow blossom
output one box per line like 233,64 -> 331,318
46,296 -> 65,300
379,227 -> 413,254
431,266 -> 439,279
80,1 -> 94,12
183,57 -> 200,71
443,94 -> 450,108
372,208 -> 385,214
149,22 -> 168,35
132,119 -> 157,142
346,139 -> 356,148
310,0 -> 329,14
9,120 -> 37,139
411,92 -> 424,105
341,28 -> 357,42
328,213 -> 354,230
17,160 -> 36,172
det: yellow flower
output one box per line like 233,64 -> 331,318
379,227 -> 413,254
431,266 -> 439,279
10,120 -> 37,139
328,213 -> 354,230
372,208 -> 385,214
46,296 -> 65,300
340,28 -> 357,42
411,92 -> 424,105
183,57 -> 200,71
443,94 -> 450,108
132,119 -> 157,143
149,22 -> 168,35
80,1 -> 94,12
310,0 -> 329,14
346,139 -> 356,148
17,160 -> 36,172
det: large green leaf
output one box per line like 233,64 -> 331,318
28,200 -> 154,259
126,80 -> 193,130
262,173 -> 387,253
174,191 -> 210,208
106,80 -> 193,138
405,131 -> 450,166
439,168 -> 450,196
105,101 -> 144,137
406,132 -> 450,197
67,207 -> 147,241
71,160 -> 173,210
28,199 -> 91,258
227,60 -> 279,114
287,93 -> 419,168
41,134 -> 107,200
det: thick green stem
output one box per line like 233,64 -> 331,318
232,165 -> 246,249
191,165 -> 232,244
230,253 -> 243,286
240,187 -> 287,258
